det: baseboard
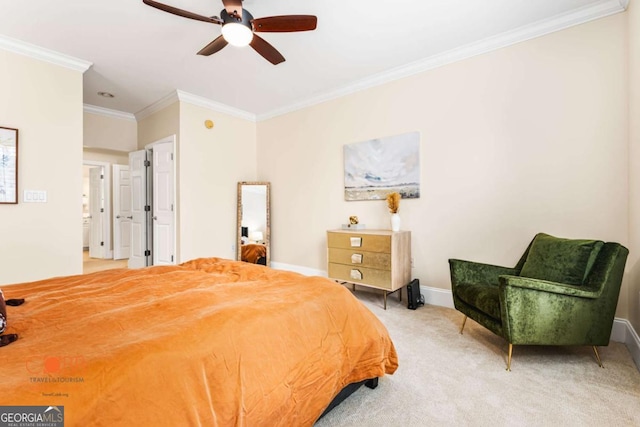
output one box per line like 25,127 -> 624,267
273,261 -> 640,370
612,318 -> 640,371
270,262 -> 327,278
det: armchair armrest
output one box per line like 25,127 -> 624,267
498,275 -> 606,345
498,275 -> 601,299
449,259 -> 517,287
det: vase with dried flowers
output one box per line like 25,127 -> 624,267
386,192 -> 401,231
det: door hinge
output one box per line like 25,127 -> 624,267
100,242 -> 104,246
171,255 -> 174,262
171,153 -> 174,161
144,205 -> 151,212
144,160 -> 151,167
100,208 -> 104,213
144,250 -> 151,256
100,174 -> 104,179
171,204 -> 174,212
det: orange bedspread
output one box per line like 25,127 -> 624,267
0,258 -> 397,426
240,244 -> 266,264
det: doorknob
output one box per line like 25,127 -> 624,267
153,216 -> 158,220
116,215 -> 121,219
127,216 -> 133,219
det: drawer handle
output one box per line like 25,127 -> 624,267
350,237 -> 362,247
351,253 -> 363,264
350,269 -> 363,280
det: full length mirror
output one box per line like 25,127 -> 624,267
237,182 -> 270,266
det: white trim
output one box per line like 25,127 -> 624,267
135,90 -> 256,122
84,104 -> 136,122
612,318 -> 640,371
0,34 -> 92,73
176,90 -> 256,122
256,0 -> 628,121
135,91 -> 179,121
270,261 -> 326,277
83,160 -> 112,260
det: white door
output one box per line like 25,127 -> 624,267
129,150 -> 148,268
113,164 -> 131,260
89,167 -> 105,259
152,142 -> 175,265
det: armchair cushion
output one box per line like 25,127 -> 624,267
519,233 -> 603,285
455,283 -> 501,320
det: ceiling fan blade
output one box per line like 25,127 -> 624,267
250,34 -> 285,65
143,0 -> 222,24
252,15 -> 317,32
197,36 -> 228,56
221,0 -> 243,18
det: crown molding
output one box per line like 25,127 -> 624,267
176,90 -> 256,122
0,34 -> 92,73
136,90 -> 256,122
256,0 -> 628,121
83,104 -> 136,122
134,91 -> 179,121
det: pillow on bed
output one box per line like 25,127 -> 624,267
0,289 -> 6,334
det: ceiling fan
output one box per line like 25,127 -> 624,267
142,0 -> 317,65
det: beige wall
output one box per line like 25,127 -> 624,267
84,112 -> 137,152
258,15 -> 629,314
137,101 -> 257,263
178,102 -> 257,262
83,149 -> 129,165
0,50 -> 84,285
137,102 -> 180,150
628,1 -> 640,333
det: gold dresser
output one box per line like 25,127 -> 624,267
327,229 -> 411,309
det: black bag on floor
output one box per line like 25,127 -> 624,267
407,278 -> 425,310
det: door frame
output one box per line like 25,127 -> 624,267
83,160 -> 112,259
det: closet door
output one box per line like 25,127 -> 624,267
128,150 -> 148,268
151,142 -> 175,265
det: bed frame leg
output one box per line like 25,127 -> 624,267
365,378 -> 378,389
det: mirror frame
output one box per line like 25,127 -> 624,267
236,181 -> 271,266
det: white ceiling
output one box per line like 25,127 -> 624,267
0,0 -> 627,119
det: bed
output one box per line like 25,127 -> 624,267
240,243 -> 267,265
0,258 -> 397,426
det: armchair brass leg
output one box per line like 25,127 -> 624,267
506,343 -> 513,371
593,346 -> 604,368
459,316 -> 468,334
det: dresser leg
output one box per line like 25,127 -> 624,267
398,287 -> 402,302
383,291 -> 387,310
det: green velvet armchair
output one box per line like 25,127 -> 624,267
449,233 -> 628,370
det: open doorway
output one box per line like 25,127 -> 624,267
82,160 -> 127,273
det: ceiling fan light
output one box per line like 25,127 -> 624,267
222,23 -> 253,47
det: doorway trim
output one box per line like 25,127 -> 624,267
83,160 -> 112,259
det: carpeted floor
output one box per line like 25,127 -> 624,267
315,289 -> 640,426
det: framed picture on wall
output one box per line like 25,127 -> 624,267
344,131 -> 420,201
0,127 -> 18,204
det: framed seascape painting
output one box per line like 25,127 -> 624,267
344,131 -> 420,201
0,127 -> 18,204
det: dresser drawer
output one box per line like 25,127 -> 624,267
328,248 -> 391,270
328,263 -> 392,290
327,232 -> 391,253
